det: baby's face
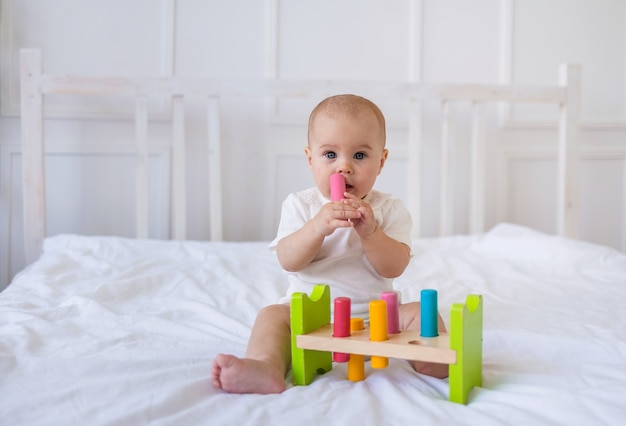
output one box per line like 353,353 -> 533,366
305,110 -> 387,200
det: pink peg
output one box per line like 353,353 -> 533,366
333,297 -> 351,362
381,291 -> 400,334
330,173 -> 346,201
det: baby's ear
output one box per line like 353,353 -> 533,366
304,146 -> 313,166
378,149 -> 389,173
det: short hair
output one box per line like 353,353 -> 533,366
307,94 -> 386,145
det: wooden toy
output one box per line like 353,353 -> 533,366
290,285 -> 333,386
291,284 -> 483,404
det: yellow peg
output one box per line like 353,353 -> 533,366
348,317 -> 365,381
369,300 -> 389,369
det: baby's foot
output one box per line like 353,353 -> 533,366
212,353 -> 286,394
411,360 -> 449,379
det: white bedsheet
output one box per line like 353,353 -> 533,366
1,223 -> 625,425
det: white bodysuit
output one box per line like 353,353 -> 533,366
268,187 -> 412,315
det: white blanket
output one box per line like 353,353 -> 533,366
1,223 -> 625,425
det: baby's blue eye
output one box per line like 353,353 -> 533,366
354,152 -> 366,160
324,151 -> 337,159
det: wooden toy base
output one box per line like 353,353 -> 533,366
297,325 -> 456,365
290,285 -> 483,404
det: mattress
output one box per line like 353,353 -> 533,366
1,223 -> 625,425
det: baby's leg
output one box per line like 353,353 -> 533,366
212,303 -> 291,394
398,302 -> 449,379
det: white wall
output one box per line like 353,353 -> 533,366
1,0 -> 625,289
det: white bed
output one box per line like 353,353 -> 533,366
2,50 -> 626,425
2,225 -> 626,425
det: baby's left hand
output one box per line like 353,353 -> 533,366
342,193 -> 376,238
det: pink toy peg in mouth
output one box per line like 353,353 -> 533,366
330,173 -> 346,201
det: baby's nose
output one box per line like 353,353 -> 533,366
337,163 -> 353,174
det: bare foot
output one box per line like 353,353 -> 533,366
212,353 -> 286,394
411,361 -> 449,379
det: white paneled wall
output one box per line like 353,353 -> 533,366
1,0 -> 625,289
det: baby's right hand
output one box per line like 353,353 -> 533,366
311,201 -> 358,236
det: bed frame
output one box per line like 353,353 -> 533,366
20,49 -> 581,264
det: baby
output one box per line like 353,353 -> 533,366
212,94 -> 447,394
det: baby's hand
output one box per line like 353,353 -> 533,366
311,199 -> 359,236
342,193 -> 377,238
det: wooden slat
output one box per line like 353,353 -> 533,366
438,85 -> 565,103
171,96 -> 186,240
470,101 -> 486,234
20,49 -> 46,264
207,97 -> 223,241
557,64 -> 581,238
135,96 -> 149,239
439,101 -> 454,236
40,75 -> 566,103
407,99 -> 422,238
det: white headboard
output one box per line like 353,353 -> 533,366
20,49 -> 581,264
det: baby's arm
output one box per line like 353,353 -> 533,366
343,193 -> 410,278
361,227 -> 410,278
275,220 -> 324,272
276,201 -> 359,272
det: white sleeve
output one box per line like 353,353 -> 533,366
379,199 -> 413,250
268,193 -> 311,252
